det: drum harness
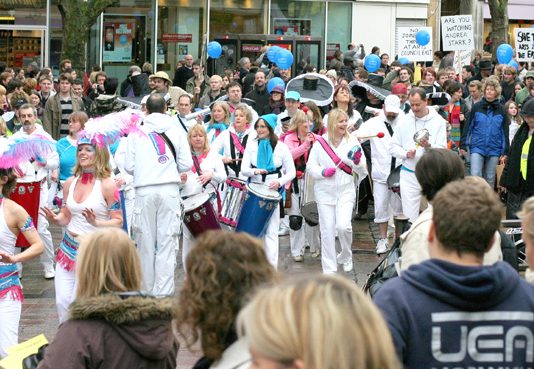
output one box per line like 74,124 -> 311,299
384,121 -> 397,173
191,154 -> 222,212
225,132 -> 249,178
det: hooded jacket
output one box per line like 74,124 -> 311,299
374,260 -> 534,369
37,294 -> 178,369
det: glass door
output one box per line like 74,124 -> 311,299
295,39 -> 321,73
0,28 -> 44,68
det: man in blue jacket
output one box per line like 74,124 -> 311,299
375,178 -> 534,369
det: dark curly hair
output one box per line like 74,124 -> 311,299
174,231 -> 277,360
0,168 -> 16,197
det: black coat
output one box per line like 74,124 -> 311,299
500,122 -> 534,193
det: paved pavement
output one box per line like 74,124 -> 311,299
18,214 -> 385,367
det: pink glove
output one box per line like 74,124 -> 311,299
322,167 -> 336,177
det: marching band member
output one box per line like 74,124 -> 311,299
389,88 -> 447,223
12,104 -> 58,280
241,114 -> 296,269
283,110 -> 320,261
0,167 -> 43,358
180,124 -> 226,269
307,108 -> 367,274
173,94 -> 197,135
205,101 -> 230,143
211,103 -> 256,179
357,95 -> 403,254
42,133 -> 123,323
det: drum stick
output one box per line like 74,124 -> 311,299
355,132 -> 385,140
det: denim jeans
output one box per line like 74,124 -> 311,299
470,153 -> 499,187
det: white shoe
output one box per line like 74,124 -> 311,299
343,259 -> 353,272
376,238 -> 389,254
278,226 -> 289,236
293,255 -> 304,262
44,267 -> 55,279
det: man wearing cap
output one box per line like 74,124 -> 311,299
389,87 -> 447,223
12,104 -> 59,279
516,70 -> 534,106
358,95 -> 404,254
391,83 -> 410,113
4,97 -> 28,135
473,59 -> 493,82
149,71 -> 190,110
124,94 -> 192,296
43,73 -> 84,140
245,71 -> 270,115
275,90 -> 300,136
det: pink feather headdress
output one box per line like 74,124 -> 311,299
77,109 -> 144,147
0,135 -> 57,169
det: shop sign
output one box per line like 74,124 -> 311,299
242,44 -> 262,52
162,34 -> 192,43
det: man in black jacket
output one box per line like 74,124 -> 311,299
120,65 -> 151,97
245,71 -> 269,115
173,55 -> 194,90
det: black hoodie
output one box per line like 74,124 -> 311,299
375,259 -> 534,369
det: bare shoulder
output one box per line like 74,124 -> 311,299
100,177 -> 117,193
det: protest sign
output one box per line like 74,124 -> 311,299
441,15 -> 474,52
397,26 -> 433,62
514,28 -> 534,62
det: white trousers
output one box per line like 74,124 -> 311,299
54,263 -> 76,324
288,188 -> 320,257
0,299 -> 21,358
373,181 -> 403,223
132,184 -> 182,297
123,188 -> 135,235
38,184 -> 54,271
317,200 -> 354,274
264,204 -> 281,269
399,169 -> 421,224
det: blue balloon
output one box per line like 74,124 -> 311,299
207,41 -> 222,59
508,60 -> 519,71
275,49 -> 294,70
267,77 -> 285,94
398,57 -> 410,65
496,43 -> 513,64
267,46 -> 282,62
364,54 -> 381,73
415,30 -> 431,46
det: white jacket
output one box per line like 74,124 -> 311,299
323,109 -> 363,132
389,107 -> 447,171
241,139 -> 296,187
180,149 -> 227,198
307,134 -> 368,206
124,112 -> 192,188
12,125 -> 59,183
358,111 -> 403,183
211,125 -> 257,179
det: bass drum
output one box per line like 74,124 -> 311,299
300,174 -> 318,226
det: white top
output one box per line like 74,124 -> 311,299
323,109 -> 363,132
0,201 -> 17,266
66,177 -> 109,235
357,111 -> 403,183
389,108 -> 447,171
241,139 -> 296,187
307,134 -> 368,205
211,125 -> 257,179
172,114 -> 197,136
124,113 -> 193,188
180,149 -> 227,198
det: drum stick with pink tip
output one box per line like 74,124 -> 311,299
355,132 -> 385,140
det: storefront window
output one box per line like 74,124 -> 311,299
327,2 -> 351,60
0,0 -> 47,26
270,0 -> 325,38
158,0 -> 205,78
210,0 -> 265,36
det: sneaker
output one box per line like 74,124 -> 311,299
376,238 -> 389,254
293,255 -> 304,262
278,226 -> 289,236
343,259 -> 353,272
44,267 -> 55,279
310,250 -> 321,258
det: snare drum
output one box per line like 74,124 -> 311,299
236,183 -> 281,238
219,177 -> 247,227
11,181 -> 41,247
183,193 -> 221,237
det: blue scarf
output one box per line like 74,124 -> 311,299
207,123 -> 228,134
257,139 -> 275,172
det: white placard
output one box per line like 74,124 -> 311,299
453,50 -> 473,75
397,26 -> 433,62
514,28 -> 534,62
441,15 -> 474,52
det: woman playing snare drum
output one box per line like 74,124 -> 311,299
307,109 -> 367,274
241,114 -> 295,269
180,124 -> 226,268
282,109 -> 320,262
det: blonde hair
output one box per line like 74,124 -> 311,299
518,197 -> 534,245
288,109 -> 307,132
237,275 -> 400,369
327,108 -> 350,144
483,76 -> 502,98
0,117 -> 7,136
73,144 -> 112,179
188,123 -> 210,154
234,103 -> 252,123
209,101 -> 231,126
76,228 -> 142,299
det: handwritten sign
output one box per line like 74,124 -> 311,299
453,50 -> 473,75
441,15 -> 474,51
397,26 -> 433,62
514,28 -> 534,62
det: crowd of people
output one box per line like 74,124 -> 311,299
0,41 -> 534,369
